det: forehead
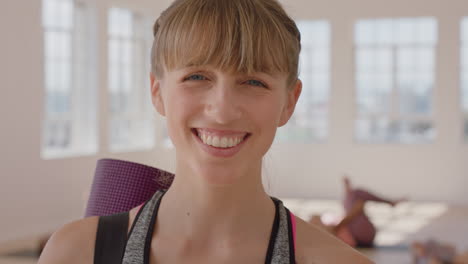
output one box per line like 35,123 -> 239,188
152,0 -> 298,82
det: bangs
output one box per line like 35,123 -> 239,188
152,0 -> 300,84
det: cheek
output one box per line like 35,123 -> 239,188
164,89 -> 203,142
248,96 -> 285,132
261,94 -> 285,120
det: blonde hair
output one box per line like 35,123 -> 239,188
151,0 -> 301,87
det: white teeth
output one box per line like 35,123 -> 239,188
212,136 -> 220,146
220,137 -> 228,148
197,130 -> 246,148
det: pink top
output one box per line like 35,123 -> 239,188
290,211 -> 297,252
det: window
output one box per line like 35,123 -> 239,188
354,18 -> 437,143
462,17 -> 468,140
42,0 -> 97,158
108,8 -> 154,151
276,21 -> 330,143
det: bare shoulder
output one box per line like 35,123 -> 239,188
294,216 -> 374,264
38,207 -> 140,264
37,216 -> 99,264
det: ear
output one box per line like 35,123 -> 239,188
278,79 -> 302,127
150,72 -> 166,116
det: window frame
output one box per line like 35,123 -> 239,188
354,17 -> 438,144
41,0 -> 98,159
107,7 -> 155,152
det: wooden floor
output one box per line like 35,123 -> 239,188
1,200 -> 467,264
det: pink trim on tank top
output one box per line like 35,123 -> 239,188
136,203 -> 144,214
290,211 -> 297,253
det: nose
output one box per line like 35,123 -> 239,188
204,83 -> 242,125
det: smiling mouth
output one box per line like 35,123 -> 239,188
191,128 -> 251,149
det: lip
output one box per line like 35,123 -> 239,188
191,128 -> 250,158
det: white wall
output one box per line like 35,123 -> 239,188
0,0 -> 467,244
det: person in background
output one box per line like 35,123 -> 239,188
310,176 -> 406,248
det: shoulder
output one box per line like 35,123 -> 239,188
38,207 -> 140,264
293,216 -> 374,264
37,216 -> 99,264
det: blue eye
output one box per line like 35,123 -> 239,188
185,74 -> 207,81
246,79 -> 266,87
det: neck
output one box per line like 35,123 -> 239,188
156,160 -> 275,244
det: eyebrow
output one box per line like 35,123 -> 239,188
175,64 -> 282,80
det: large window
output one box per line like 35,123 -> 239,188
354,18 -> 437,143
42,0 -> 97,158
276,21 -> 330,143
108,8 -> 154,151
462,17 -> 468,140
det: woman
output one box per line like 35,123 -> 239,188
38,0 -> 372,263
310,176 -> 405,248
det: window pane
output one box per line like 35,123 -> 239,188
397,47 -> 417,72
58,0 -> 74,30
46,119 -> 71,148
356,20 -> 376,45
400,120 -> 435,143
298,21 -> 330,46
462,18 -> 468,43
356,48 -> 374,71
109,8 -> 133,37
44,31 -> 58,59
398,73 -> 432,114
375,48 -> 393,73
375,19 -> 394,45
45,61 -> 59,90
357,73 -> 392,113
108,64 -> 119,94
56,32 -> 72,60
42,0 -> 59,28
46,90 -> 70,113
415,18 -> 438,45
356,117 -> 395,142
395,19 -> 416,45
59,60 -> 72,92
415,47 -> 435,72
108,40 -> 120,64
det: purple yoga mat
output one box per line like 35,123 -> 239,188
84,158 -> 174,217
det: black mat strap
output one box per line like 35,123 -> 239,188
94,212 -> 129,264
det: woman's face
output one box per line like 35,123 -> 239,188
150,66 -> 301,185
